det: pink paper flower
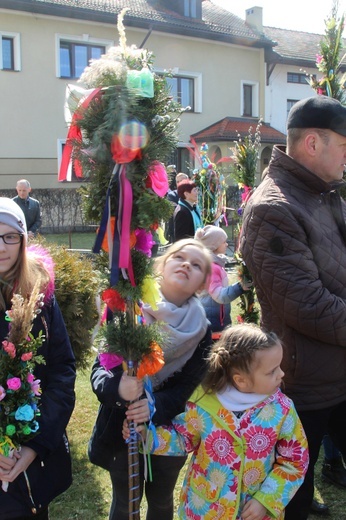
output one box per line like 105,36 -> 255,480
7,377 -> 22,391
21,352 -> 33,362
146,161 -> 169,197
134,229 -> 155,257
2,340 -> 16,359
27,373 -> 35,383
99,352 -> 124,371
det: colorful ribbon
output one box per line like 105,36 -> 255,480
58,87 -> 102,182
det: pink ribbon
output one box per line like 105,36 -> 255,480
119,166 -> 135,286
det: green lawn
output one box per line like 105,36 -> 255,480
39,232 -> 96,250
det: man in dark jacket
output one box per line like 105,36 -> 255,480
240,96 -> 346,520
13,179 -> 42,236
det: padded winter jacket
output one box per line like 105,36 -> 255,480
0,296 -> 76,519
199,256 -> 243,332
240,145 -> 346,411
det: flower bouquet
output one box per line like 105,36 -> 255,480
0,280 -> 45,491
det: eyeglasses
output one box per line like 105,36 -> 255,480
0,233 -> 24,244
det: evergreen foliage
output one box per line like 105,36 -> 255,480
34,240 -> 100,370
309,2 -> 346,103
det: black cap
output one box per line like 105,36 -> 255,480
287,95 -> 346,137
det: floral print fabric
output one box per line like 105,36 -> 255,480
151,387 -> 308,519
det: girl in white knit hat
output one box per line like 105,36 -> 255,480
195,225 -> 251,339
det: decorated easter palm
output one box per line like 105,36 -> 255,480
58,9 -> 185,518
192,143 -> 227,225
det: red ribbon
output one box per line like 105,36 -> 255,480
58,87 -> 102,182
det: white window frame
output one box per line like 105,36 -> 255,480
55,33 -> 114,78
156,67 -> 202,113
0,31 -> 21,71
240,80 -> 259,118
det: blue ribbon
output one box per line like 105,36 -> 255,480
93,164 -> 121,286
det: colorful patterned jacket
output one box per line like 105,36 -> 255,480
150,386 -> 308,519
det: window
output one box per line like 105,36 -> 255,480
287,72 -> 309,85
287,99 -> 299,117
158,69 -> 202,113
166,76 -> 195,111
60,42 -> 104,79
241,81 -> 259,117
0,32 -> 21,71
243,84 -> 253,117
167,145 -> 193,174
184,0 -> 197,17
56,34 -> 113,78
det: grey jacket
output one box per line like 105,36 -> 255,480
12,195 -> 42,234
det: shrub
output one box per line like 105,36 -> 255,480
33,239 -> 101,370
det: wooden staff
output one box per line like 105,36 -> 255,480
127,304 -> 141,520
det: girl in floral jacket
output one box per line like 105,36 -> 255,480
130,324 -> 308,520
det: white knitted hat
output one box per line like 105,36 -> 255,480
195,225 -> 227,252
0,197 -> 27,235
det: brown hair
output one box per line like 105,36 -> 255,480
177,180 -> 197,200
202,323 -> 280,394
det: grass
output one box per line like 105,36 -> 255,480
39,232 -> 96,250
45,232 -> 346,519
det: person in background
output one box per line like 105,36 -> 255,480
195,225 -> 251,339
240,95 -> 346,520
125,324 -> 309,520
165,171 -> 189,243
173,180 -> 202,242
88,239 -> 213,520
13,179 -> 42,237
0,197 -> 76,519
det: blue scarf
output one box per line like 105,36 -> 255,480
178,200 -> 203,232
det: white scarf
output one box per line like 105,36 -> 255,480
142,295 -> 208,387
217,385 -> 268,412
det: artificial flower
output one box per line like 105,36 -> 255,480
27,373 -> 34,383
7,377 -> 21,391
111,134 -> 142,164
30,379 -> 42,397
2,340 -> 16,359
134,229 -> 155,257
102,288 -> 126,312
99,352 -> 124,371
5,425 -> 16,437
21,352 -> 33,362
22,425 -> 32,436
15,404 -> 34,422
137,342 -> 165,379
141,276 -> 161,310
